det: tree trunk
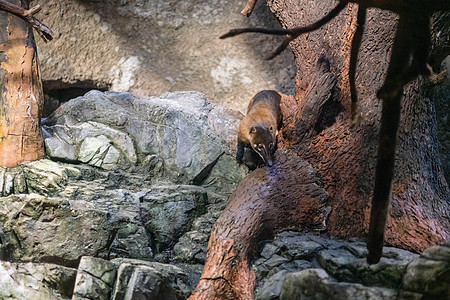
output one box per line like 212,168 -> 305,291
190,1 -> 450,299
270,0 -> 449,250
0,0 -> 44,167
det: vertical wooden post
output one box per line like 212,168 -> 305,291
0,0 -> 44,167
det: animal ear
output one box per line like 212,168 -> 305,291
250,126 -> 256,134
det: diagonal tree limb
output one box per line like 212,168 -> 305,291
220,0 -> 349,60
0,0 -> 53,41
241,0 -> 259,17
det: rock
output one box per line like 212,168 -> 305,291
256,270 -> 288,300
0,261 -> 76,300
140,185 -> 208,252
173,230 -> 210,264
402,256 -> 450,295
0,163 -> 230,264
255,231 -> 432,299
110,258 -> 192,300
0,159 -> 81,197
173,202 -> 225,264
280,269 -> 398,300
273,231 -> 327,256
72,257 -> 117,300
344,241 -> 369,258
43,91 -> 248,188
421,244 -> 450,261
381,246 -> 420,261
33,0 -> 296,114
264,254 -> 290,269
279,260 -> 313,274
260,243 -> 280,259
0,194 -> 115,266
317,248 -> 358,277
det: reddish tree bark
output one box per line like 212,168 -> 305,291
190,1 -> 449,299
270,0 -> 449,251
190,150 -> 329,300
0,0 -> 45,167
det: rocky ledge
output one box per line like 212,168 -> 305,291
0,91 -> 448,299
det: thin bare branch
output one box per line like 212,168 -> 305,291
241,0 -> 259,17
221,0 -> 348,59
0,0 -> 53,42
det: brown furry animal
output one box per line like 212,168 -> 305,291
236,90 -> 282,167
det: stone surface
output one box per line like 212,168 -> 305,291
43,90 -> 247,189
256,270 -> 288,300
33,0 -> 296,114
1,91 -> 246,272
253,231 -> 438,300
402,255 -> 450,296
0,193 -> 115,266
173,202 -> 225,264
0,261 -> 76,300
0,159 -> 81,197
72,256 -> 117,300
140,185 -> 208,252
280,269 -> 398,300
110,258 -> 192,300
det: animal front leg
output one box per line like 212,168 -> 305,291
236,139 -> 245,164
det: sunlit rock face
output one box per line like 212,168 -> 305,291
42,90 -> 246,188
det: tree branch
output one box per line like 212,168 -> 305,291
0,0 -> 53,42
241,0 -> 258,17
221,0 -> 349,60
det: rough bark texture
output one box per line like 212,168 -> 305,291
269,0 -> 449,251
189,53 -> 333,300
0,0 -> 52,41
190,1 -> 449,299
189,150 -> 329,300
0,0 -> 44,167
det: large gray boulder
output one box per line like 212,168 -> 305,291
43,90 -> 246,190
280,269 -> 399,300
0,175 -> 228,266
72,256 -> 117,300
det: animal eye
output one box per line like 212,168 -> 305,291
270,143 -> 274,148
258,144 -> 263,150
269,126 -> 273,131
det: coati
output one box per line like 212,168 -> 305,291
236,90 -> 282,167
